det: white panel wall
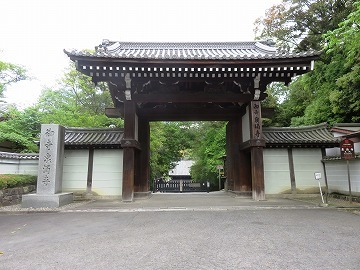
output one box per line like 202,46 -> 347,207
0,157 -> 20,174
293,149 -> 324,192
62,149 -> 88,193
0,157 -> 38,175
325,159 -> 360,196
18,159 -> 38,175
92,149 -> 123,196
264,149 -> 291,194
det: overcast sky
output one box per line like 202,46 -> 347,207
1,0 -> 281,108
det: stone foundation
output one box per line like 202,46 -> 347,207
0,185 -> 36,206
21,193 -> 73,208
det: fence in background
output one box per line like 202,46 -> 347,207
155,180 -> 208,193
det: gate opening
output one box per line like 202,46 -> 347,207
149,121 -> 231,194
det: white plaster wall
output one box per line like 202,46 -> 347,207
325,159 -> 360,196
18,159 -> 38,175
293,149 -> 324,192
242,105 -> 250,142
264,149 -> 291,194
62,149 -> 88,193
0,158 -> 38,175
92,149 -> 123,196
0,158 -> 20,174
325,147 -> 340,156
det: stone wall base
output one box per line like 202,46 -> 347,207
0,185 -> 36,206
228,190 -> 252,197
21,193 -> 73,208
134,191 -> 152,199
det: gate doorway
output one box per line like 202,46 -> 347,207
149,121 -> 227,194
66,40 -> 318,202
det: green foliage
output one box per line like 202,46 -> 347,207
34,62 -> 123,128
254,0 -> 356,51
150,122 -> 195,179
259,1 -> 360,126
325,1 -> 360,122
262,82 -> 290,126
274,75 -> 316,126
60,65 -> 114,115
0,174 -> 37,190
190,122 -> 226,187
0,61 -> 123,153
0,107 -> 39,152
0,60 -> 28,98
149,121 -> 226,188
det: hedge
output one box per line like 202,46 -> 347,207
0,174 -> 37,190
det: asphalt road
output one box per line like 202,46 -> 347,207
1,207 -> 359,270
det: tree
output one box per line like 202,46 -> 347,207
0,59 -> 27,99
262,82 -> 290,126
0,107 -> 39,152
325,1 -> 360,122
275,1 -> 360,125
35,63 -> 123,128
0,61 -> 124,152
190,122 -> 226,188
255,0 -> 359,126
0,59 -> 33,152
254,0 -> 356,51
150,121 -> 195,179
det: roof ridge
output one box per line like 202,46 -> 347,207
65,40 -> 321,61
65,127 -> 123,132
102,40 -> 276,52
263,122 -> 329,132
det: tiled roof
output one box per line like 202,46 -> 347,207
64,127 -> 123,147
322,154 -> 359,161
331,123 -> 360,134
64,40 -> 320,61
263,123 -> 340,147
0,151 -> 39,160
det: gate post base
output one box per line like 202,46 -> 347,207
134,191 -> 152,199
22,193 -> 73,208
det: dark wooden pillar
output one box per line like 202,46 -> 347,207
135,119 -> 150,194
249,101 -> 266,200
288,148 -> 296,194
227,118 -> 251,193
226,121 -> 234,190
251,147 -> 265,200
86,148 -> 94,193
122,147 -> 135,202
121,100 -> 138,202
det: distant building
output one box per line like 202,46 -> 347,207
327,123 -> 360,155
169,160 -> 194,183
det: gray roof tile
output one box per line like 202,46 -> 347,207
0,152 -> 39,160
64,128 -> 123,147
65,40 -> 320,61
263,123 -> 340,147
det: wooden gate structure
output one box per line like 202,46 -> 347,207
65,41 -> 319,201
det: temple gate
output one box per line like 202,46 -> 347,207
65,41 -> 318,201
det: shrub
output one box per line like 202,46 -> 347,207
0,174 -> 37,190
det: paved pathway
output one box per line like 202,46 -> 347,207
67,192 -> 322,212
0,192 -> 359,269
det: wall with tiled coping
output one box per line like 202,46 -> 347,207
0,152 -> 39,175
1,151 -> 359,197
